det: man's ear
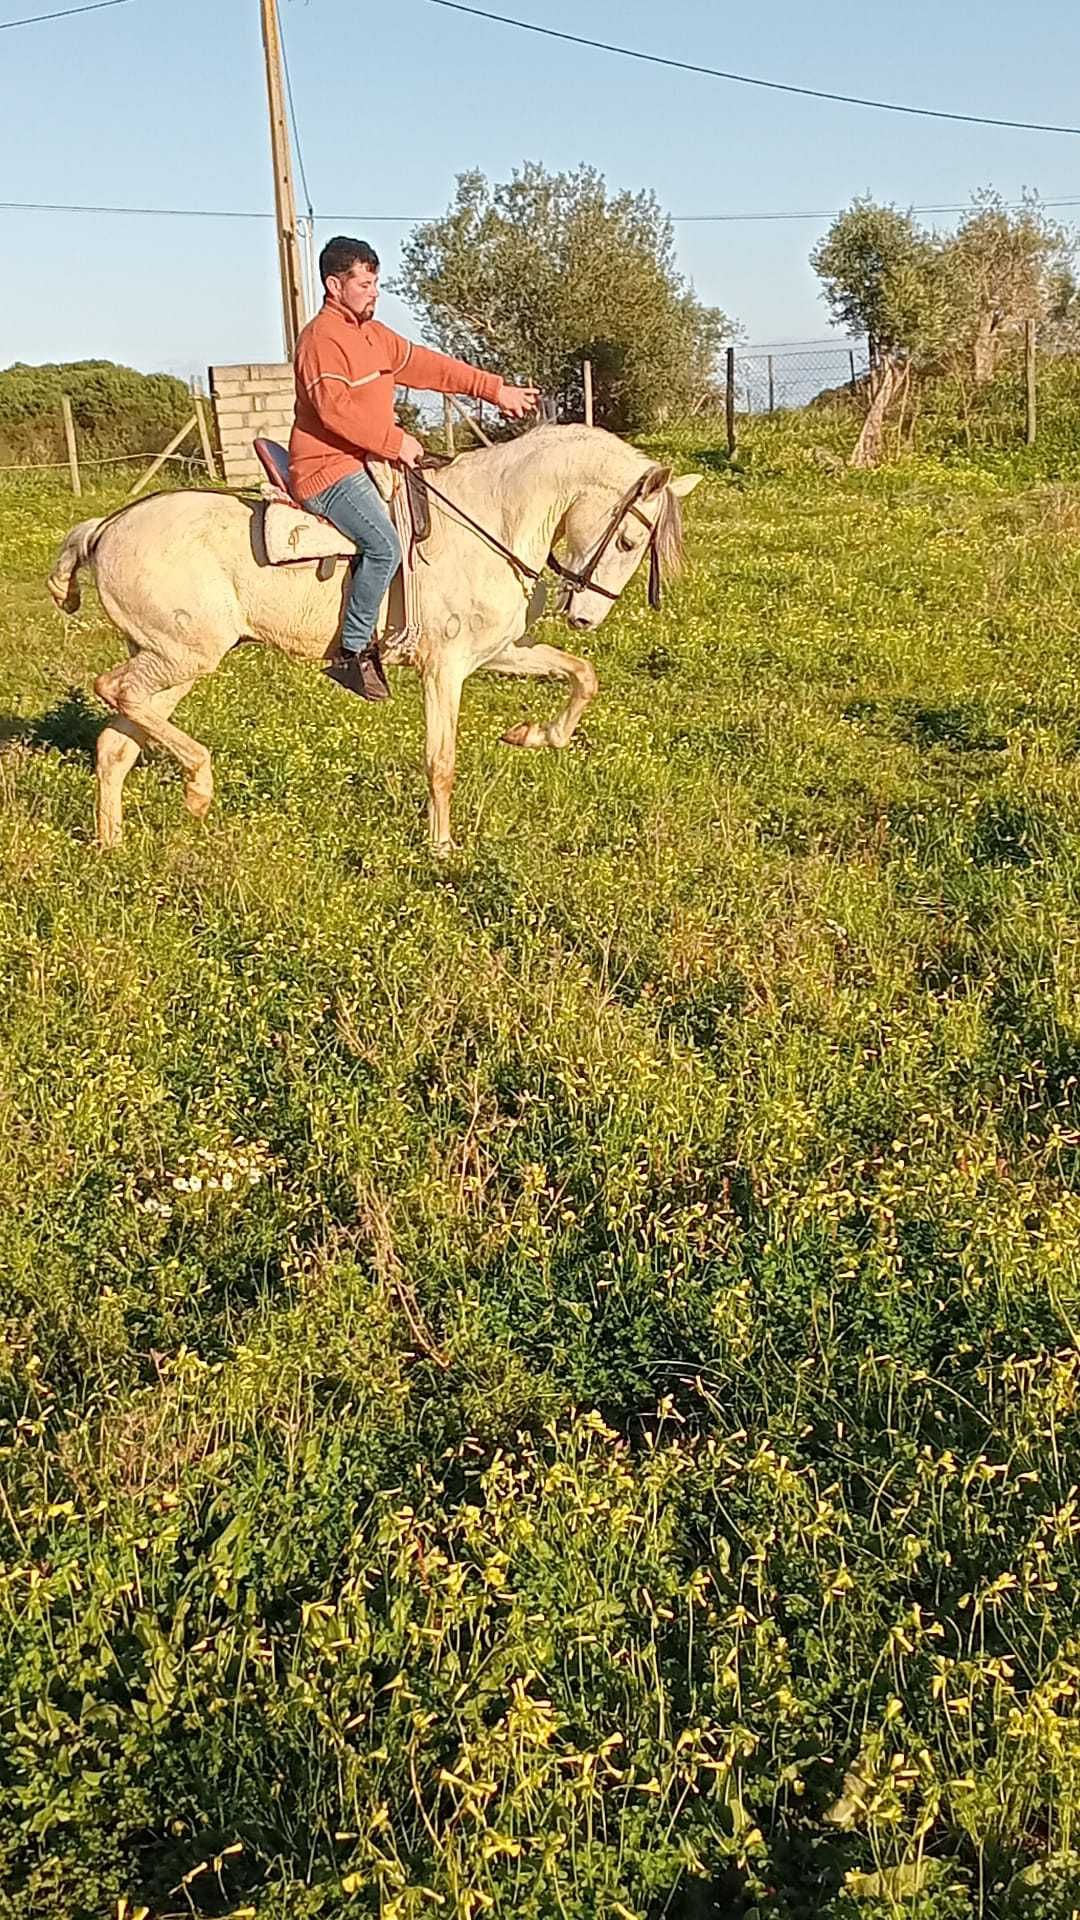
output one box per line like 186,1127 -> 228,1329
642,464 -> 672,497
669,473 -> 702,499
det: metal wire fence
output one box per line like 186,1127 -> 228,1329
734,339 -> 871,415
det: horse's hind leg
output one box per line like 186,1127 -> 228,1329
484,642 -> 598,749
94,654 -> 212,840
95,680 -> 196,849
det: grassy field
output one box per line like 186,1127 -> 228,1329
2,403 -> 1080,1920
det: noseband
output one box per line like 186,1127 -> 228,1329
420,467 -> 665,614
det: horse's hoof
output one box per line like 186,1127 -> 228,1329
500,721 -> 547,749
431,838 -> 456,861
183,780 -> 213,821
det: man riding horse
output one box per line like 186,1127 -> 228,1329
291,235 -> 539,701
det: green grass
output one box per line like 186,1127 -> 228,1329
2,414 -> 1080,1920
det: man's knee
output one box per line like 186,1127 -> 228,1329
375,520 -> 402,572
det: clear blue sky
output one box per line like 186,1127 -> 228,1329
2,0 -> 1079,379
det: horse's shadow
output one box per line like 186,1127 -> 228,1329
0,688 -> 101,761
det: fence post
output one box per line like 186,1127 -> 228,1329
448,391 -> 493,446
849,350 -> 858,397
193,393 -> 218,480
725,345 -> 736,458
1025,319 -> 1037,446
60,396 -> 81,497
583,357 -> 594,427
127,415 -> 197,500
767,354 -> 775,415
443,395 -> 455,456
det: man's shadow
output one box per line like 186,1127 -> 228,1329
0,688 -> 101,759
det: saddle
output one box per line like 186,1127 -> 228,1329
253,438 -> 448,648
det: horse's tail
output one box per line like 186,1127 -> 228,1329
46,518 -> 104,614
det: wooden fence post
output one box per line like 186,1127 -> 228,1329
127,415 -> 197,500
583,357 -> 594,427
849,350 -> 858,397
443,395 -> 455,455
1025,320 -> 1037,446
448,393 -> 493,446
61,396 -> 81,497
725,346 -> 736,458
193,394 -> 218,479
767,354 -> 775,415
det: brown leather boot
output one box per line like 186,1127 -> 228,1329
325,645 -> 391,701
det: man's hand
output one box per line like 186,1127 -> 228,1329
496,383 -> 541,420
398,432 -> 425,468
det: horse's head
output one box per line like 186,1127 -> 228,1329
555,464 -> 701,630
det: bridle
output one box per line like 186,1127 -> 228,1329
419,466 -> 666,614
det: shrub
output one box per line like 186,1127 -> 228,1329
0,360 -> 194,467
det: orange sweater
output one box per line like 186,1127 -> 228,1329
289,295 -> 502,501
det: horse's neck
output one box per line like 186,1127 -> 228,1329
443,432 -> 621,570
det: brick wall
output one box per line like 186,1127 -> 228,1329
209,362 -> 294,485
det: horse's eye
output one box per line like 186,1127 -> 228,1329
617,531 -> 636,553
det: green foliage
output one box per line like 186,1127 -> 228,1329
811,202 -> 943,362
0,359 -> 194,466
812,195 -> 1077,384
4,405 -> 1080,1915
393,163 -> 733,431
940,194 -> 1075,382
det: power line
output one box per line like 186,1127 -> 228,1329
4,196 -> 1080,224
0,199 -> 276,219
421,0 -> 1080,138
0,0 -> 134,28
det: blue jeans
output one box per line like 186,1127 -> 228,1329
302,467 -> 402,654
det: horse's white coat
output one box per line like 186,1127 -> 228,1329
46,425 -> 700,850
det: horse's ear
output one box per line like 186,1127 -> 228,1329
641,465 -> 671,497
669,473 -> 702,498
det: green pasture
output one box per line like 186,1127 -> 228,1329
2,402 -> 1080,1919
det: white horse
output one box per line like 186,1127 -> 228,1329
47,424 -> 700,852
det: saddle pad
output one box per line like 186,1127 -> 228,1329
263,500 -> 356,566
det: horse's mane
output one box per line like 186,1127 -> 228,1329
653,481 -> 685,578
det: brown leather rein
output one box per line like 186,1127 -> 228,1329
418,466 -> 665,613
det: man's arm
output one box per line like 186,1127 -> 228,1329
296,332 -> 404,460
384,329 -> 539,420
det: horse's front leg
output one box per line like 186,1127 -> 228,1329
421,658 -> 465,854
483,641 -> 599,749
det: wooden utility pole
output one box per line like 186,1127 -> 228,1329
259,0 -> 306,358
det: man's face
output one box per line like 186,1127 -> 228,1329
328,261 -> 379,321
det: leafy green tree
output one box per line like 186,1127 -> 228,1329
938,192 -> 1075,383
811,201 -> 942,366
811,202 -> 944,465
393,164 -> 733,433
811,195 -> 1079,463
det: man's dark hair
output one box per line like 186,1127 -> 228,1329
319,236 -> 380,287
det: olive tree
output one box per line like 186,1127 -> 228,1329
393,164 -> 732,433
939,192 -> 1075,383
811,201 -> 943,465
